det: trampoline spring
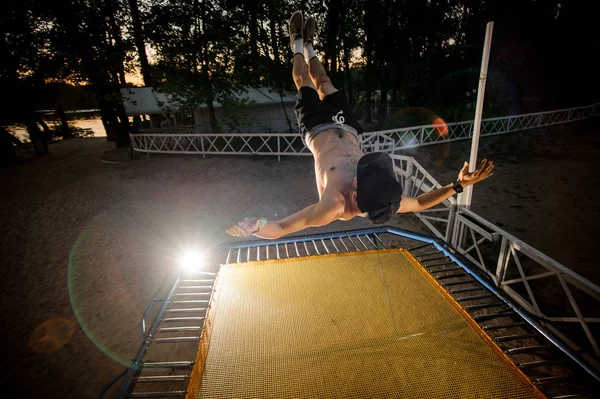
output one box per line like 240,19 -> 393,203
329,238 -> 340,253
534,376 -> 571,385
321,239 -> 330,254
163,317 -> 205,322
166,308 -> 207,312
435,272 -> 467,280
177,286 -> 212,289
129,390 -> 187,398
257,246 -> 260,261
505,345 -> 551,355
339,237 -> 349,252
365,234 -> 377,248
425,261 -> 455,268
464,302 -> 504,311
294,242 -> 300,257
482,322 -> 527,331
417,251 -> 444,258
473,311 -> 516,322
419,256 -> 449,263
154,336 -> 199,343
266,245 -> 270,260
172,292 -> 210,296
312,240 -> 320,255
429,266 -> 461,273
550,395 -> 592,399
356,235 -> 369,251
247,247 -> 250,262
303,241 -> 309,255
440,280 -> 474,287
449,287 -> 484,294
276,244 -> 280,259
236,248 -> 241,263
494,332 -> 538,342
347,236 -> 359,251
171,300 -> 208,304
456,294 -> 493,302
135,375 -> 190,383
226,249 -> 232,264
407,242 -> 433,252
374,234 -> 387,248
158,326 -> 202,332
285,243 -> 290,258
141,361 -> 194,369
181,279 -> 213,283
517,359 -> 569,369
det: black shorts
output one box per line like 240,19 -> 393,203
294,87 -> 364,145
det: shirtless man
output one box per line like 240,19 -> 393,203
226,11 -> 494,239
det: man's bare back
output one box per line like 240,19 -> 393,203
226,12 -> 494,239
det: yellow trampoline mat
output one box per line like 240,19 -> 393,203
189,249 -> 545,399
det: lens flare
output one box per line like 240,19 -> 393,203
432,117 -> 449,137
179,250 -> 205,272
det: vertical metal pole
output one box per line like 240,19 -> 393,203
459,21 -> 494,208
404,157 -> 414,196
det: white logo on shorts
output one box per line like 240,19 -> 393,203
332,110 -> 345,126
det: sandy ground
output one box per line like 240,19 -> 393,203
0,119 -> 599,398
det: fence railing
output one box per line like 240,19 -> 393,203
130,102 -> 599,156
392,155 -> 600,368
129,132 -> 310,161
361,102 -> 599,153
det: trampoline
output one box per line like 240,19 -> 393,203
103,227 -> 599,399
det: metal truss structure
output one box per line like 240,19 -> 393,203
361,103 -> 599,153
392,155 -> 600,369
130,103 -> 599,157
129,133 -> 310,161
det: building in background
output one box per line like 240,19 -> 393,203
120,87 -> 297,133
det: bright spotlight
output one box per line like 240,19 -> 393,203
179,250 -> 205,272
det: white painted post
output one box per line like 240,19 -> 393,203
458,21 -> 494,208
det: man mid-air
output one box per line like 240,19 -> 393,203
227,11 -> 494,239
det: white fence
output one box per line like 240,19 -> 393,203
361,102 -> 599,153
129,133 -> 310,161
392,154 -> 600,369
130,103 -> 599,156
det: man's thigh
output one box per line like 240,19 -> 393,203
295,87 -> 326,139
317,81 -> 338,100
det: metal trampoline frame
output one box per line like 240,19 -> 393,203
101,226 -> 600,399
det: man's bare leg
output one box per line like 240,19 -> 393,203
293,53 -> 316,91
308,57 -> 338,100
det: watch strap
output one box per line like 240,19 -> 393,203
452,181 -> 464,193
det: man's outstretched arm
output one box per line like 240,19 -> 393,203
227,199 -> 342,239
397,159 -> 494,213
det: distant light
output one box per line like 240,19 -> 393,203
179,250 -> 205,272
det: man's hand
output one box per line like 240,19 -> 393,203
457,159 -> 494,187
226,217 -> 259,237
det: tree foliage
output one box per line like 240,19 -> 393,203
1,0 -> 596,158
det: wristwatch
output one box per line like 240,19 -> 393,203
452,181 -> 464,193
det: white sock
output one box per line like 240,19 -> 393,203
293,38 -> 303,55
304,42 -> 317,62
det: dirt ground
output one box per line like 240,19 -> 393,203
0,119 -> 598,398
